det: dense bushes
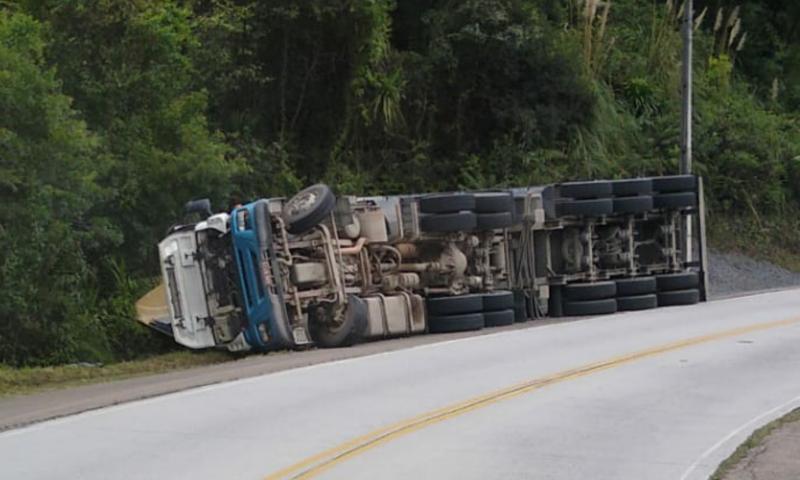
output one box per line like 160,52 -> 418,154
0,1 -> 799,366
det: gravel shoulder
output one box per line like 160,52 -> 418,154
713,408 -> 800,480
707,249 -> 800,297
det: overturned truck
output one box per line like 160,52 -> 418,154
135,175 -> 708,352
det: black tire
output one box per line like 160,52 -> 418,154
555,198 -> 613,217
656,272 -> 699,291
613,196 -> 653,214
426,293 -> 484,316
484,309 -> 515,327
475,192 -> 514,213
652,175 -> 697,193
420,212 -> 477,233
617,294 -> 658,311
658,289 -> 700,306
482,291 -> 514,311
308,295 -> 367,348
615,277 -> 657,296
428,313 -> 484,333
419,193 -> 475,214
653,192 -> 697,209
563,298 -> 618,316
282,184 -> 336,235
558,181 -> 612,199
563,281 -> 616,301
611,178 -> 653,197
476,212 -> 514,230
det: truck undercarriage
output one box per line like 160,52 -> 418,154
135,175 -> 707,352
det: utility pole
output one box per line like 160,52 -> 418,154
680,0 -> 694,264
680,0 -> 693,174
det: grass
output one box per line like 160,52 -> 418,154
0,350 -> 234,397
710,407 -> 800,479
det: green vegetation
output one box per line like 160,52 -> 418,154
0,350 -> 233,396
711,407 -> 800,480
0,0 -> 799,367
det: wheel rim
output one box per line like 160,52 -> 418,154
285,191 -> 318,218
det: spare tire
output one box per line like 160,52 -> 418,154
656,272 -> 699,291
475,192 -> 513,213
426,294 -> 483,316
282,184 -> 336,235
611,178 -> 653,197
484,309 -> 515,327
420,212 -> 477,233
428,313 -> 484,333
615,277 -> 657,296
419,193 -> 475,214
563,298 -> 617,316
559,181 -> 612,199
564,281 -> 616,301
476,212 -> 514,230
555,198 -> 614,217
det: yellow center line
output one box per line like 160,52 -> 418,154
264,316 -> 800,480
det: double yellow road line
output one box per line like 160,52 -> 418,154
265,316 -> 800,479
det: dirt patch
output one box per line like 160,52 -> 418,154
713,408 -> 800,480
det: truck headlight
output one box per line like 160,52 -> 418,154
257,322 -> 270,342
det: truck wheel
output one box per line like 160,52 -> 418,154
555,198 -> 613,217
653,192 -> 697,209
656,272 -> 699,291
419,193 -> 475,214
652,175 -> 697,193
420,212 -> 477,233
482,291 -> 514,311
617,294 -> 658,311
308,295 -> 367,348
657,289 -> 700,306
611,178 -> 653,197
563,281 -> 616,301
615,277 -> 656,296
484,309 -> 515,327
613,196 -> 653,214
558,181 -> 612,199
282,184 -> 336,235
476,212 -> 514,230
428,313 -> 484,333
474,192 -> 513,213
426,293 -> 483,316
563,298 -> 617,316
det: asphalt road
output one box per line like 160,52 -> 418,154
2,289 -> 800,480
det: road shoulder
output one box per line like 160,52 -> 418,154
0,320 -> 549,432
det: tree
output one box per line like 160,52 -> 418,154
0,11 -> 104,365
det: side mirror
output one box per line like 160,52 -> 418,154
184,198 -> 212,220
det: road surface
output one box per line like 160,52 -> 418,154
2,289 -> 800,480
